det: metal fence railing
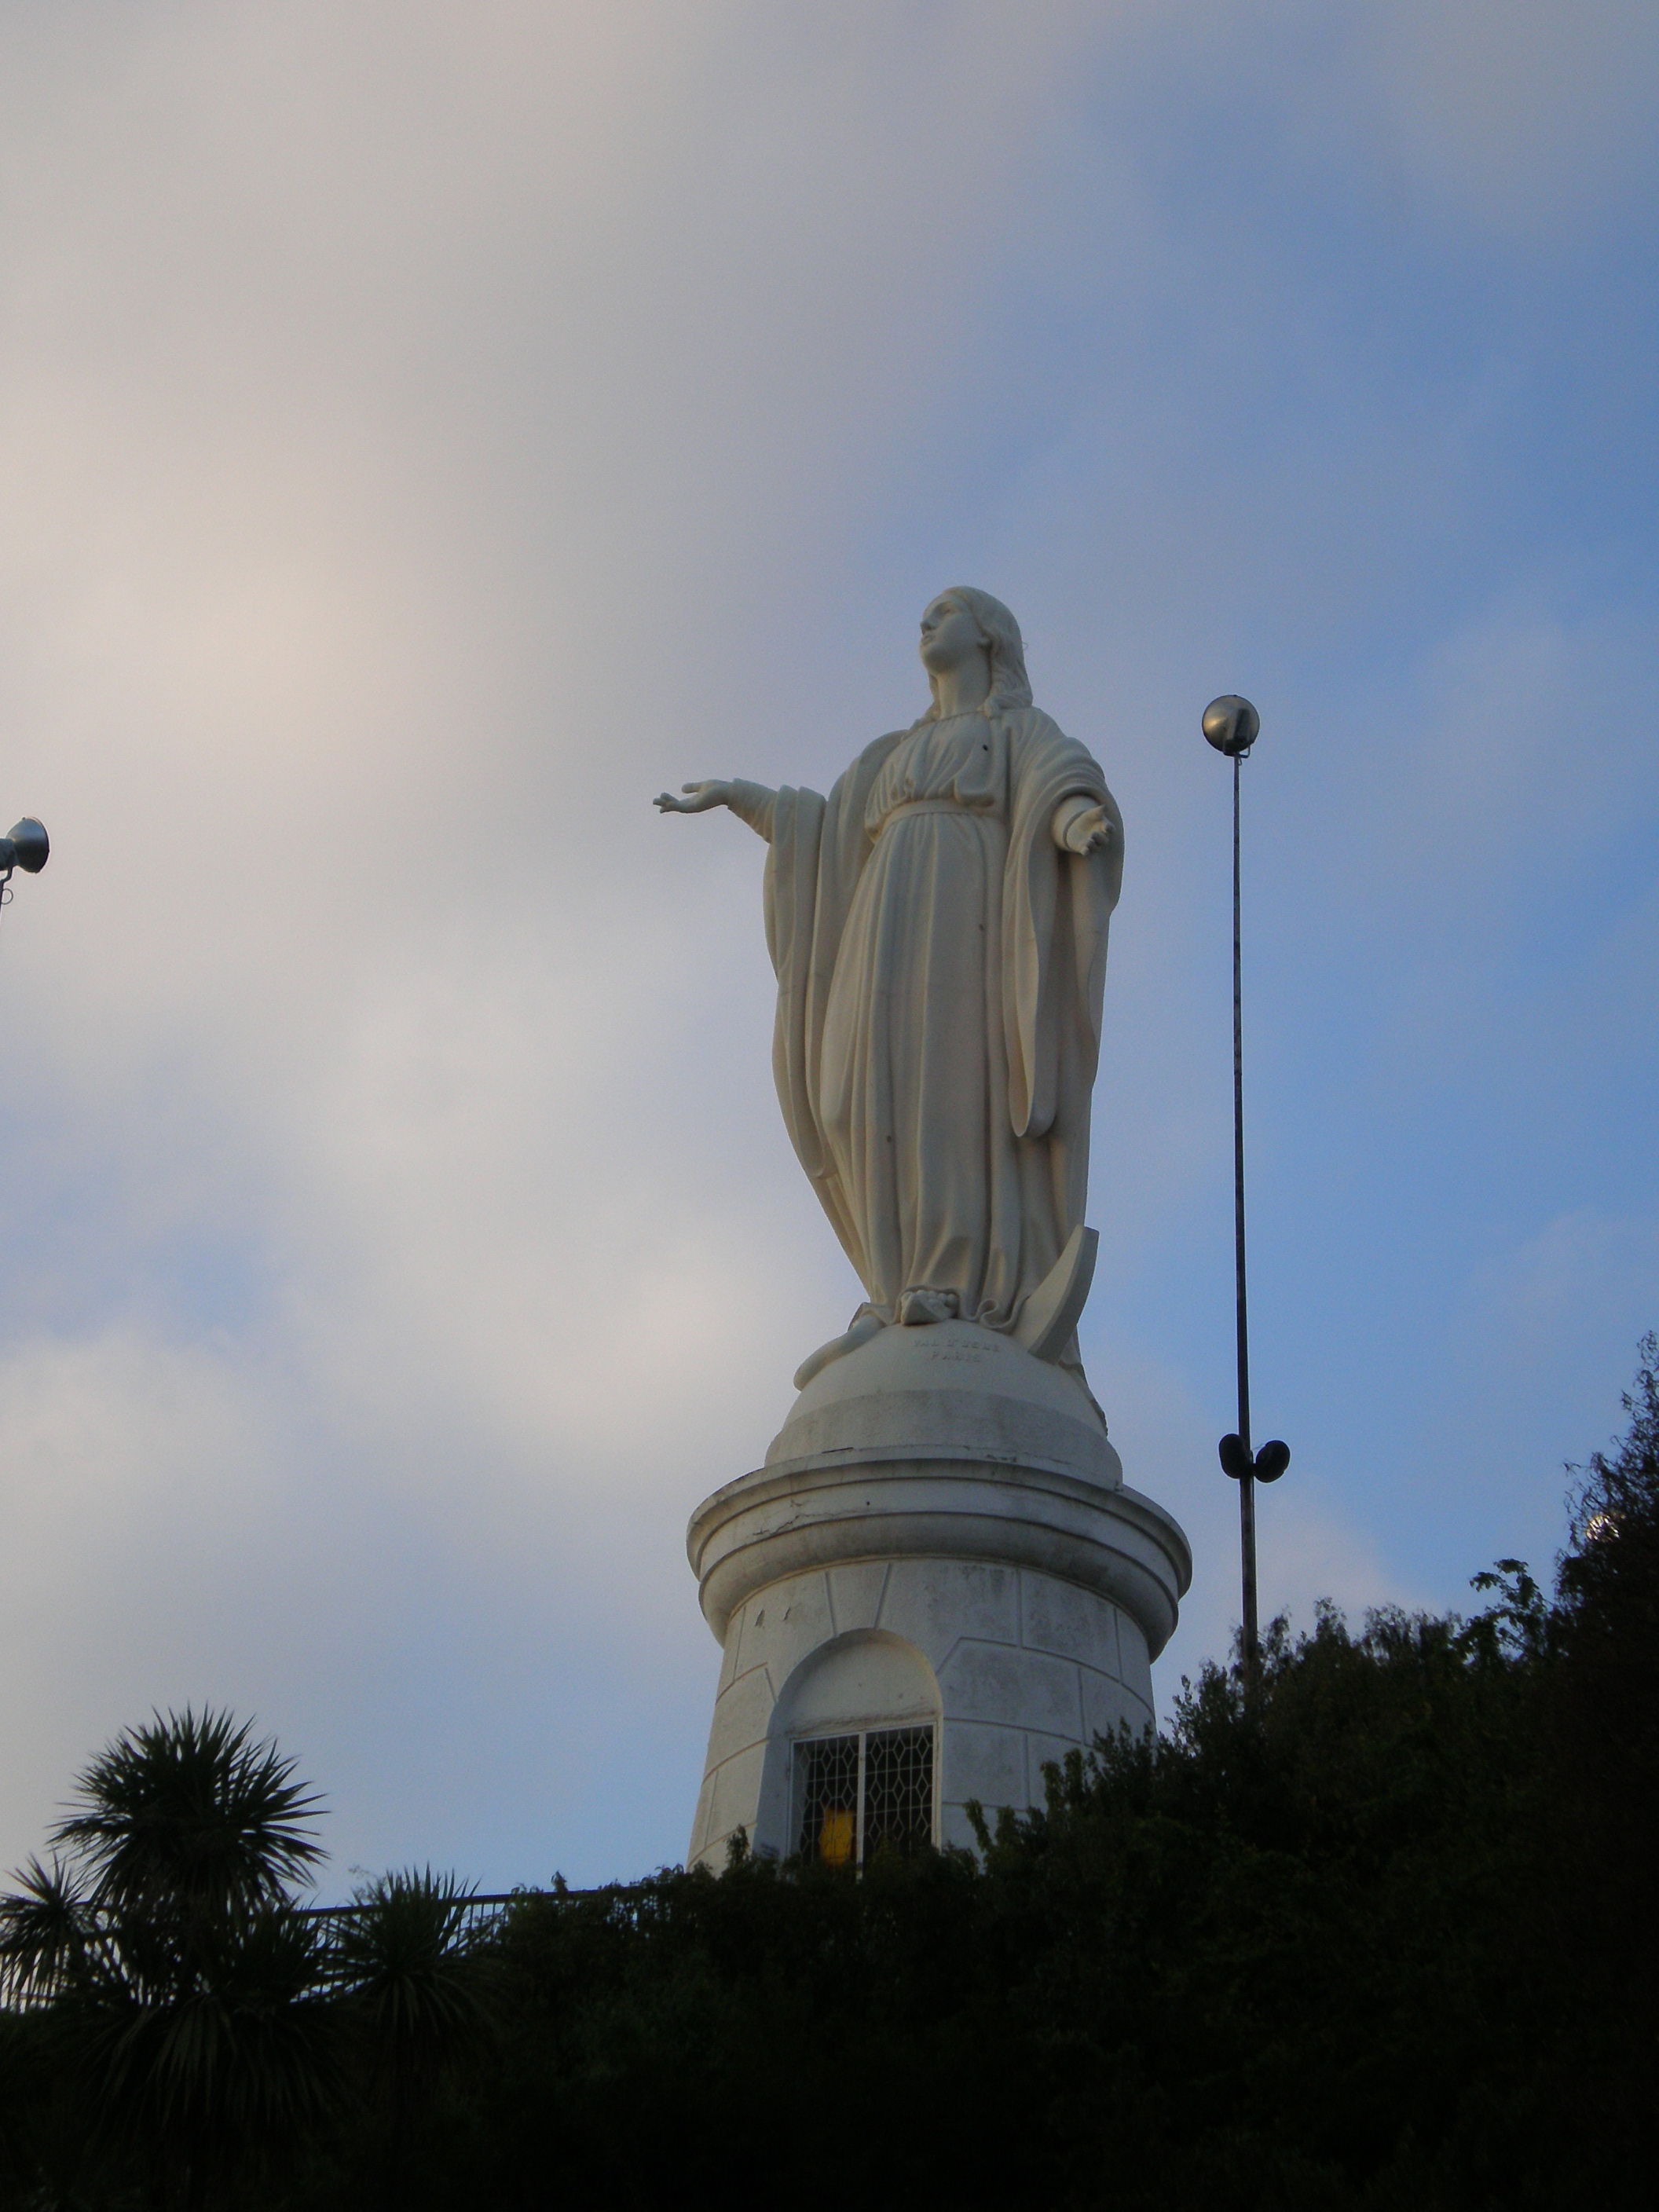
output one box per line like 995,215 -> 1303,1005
294,1889 -> 606,1941
302,1892 -> 534,1926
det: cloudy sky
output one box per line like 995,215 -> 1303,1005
0,0 -> 1654,1892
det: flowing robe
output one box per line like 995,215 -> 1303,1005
739,705 -> 1122,1338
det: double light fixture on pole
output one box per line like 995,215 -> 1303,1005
1203,698 -> 1287,1677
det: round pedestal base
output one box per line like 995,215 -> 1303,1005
686,1424 -> 1190,1868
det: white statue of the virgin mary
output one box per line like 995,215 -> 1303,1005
657,588 -> 1122,1386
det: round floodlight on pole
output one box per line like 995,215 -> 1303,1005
0,815 -> 49,928
0,818 -> 49,877
1203,697 -> 1287,1683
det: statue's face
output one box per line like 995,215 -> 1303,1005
919,595 -> 987,678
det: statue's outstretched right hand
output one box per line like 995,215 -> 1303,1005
654,781 -> 733,815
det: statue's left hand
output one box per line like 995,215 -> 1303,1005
1060,803 -> 1114,855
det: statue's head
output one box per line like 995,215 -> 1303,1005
918,588 -> 1033,716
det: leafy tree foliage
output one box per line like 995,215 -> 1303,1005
1555,1336 -> 1659,1862
3,1348 -> 1656,2209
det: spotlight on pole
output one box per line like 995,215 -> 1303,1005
0,815 -> 49,930
0,819 -> 49,877
1203,696 -> 1287,1683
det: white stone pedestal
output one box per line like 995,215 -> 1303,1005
687,1322 -> 1190,1867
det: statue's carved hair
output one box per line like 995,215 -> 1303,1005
921,586 -> 1034,720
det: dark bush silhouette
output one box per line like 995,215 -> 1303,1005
4,1346 -> 1657,2210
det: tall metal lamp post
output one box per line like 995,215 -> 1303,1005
1203,698 -> 1287,1680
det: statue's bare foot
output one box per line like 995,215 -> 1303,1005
793,1310 -> 884,1391
895,1287 -> 960,1327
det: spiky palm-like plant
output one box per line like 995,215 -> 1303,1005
0,1707 -> 334,2210
331,1868 -> 493,2208
57,1705 -> 324,1924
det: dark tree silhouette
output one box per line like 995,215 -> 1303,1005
3,1351 -> 1657,2210
0,1708 -> 333,2210
329,1868 -> 493,2208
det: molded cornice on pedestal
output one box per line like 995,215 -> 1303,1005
689,1448 -> 1191,1661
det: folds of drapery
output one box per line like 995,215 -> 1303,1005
762,709 -> 1122,1326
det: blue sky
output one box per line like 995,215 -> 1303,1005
0,1 -> 1655,1892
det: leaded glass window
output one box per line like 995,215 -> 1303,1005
862,1727 -> 933,1859
796,1734 -> 860,1867
794,1724 -> 935,1865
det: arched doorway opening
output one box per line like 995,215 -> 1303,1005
754,1630 -> 940,1863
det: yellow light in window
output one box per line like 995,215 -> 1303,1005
818,1809 -> 855,1867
